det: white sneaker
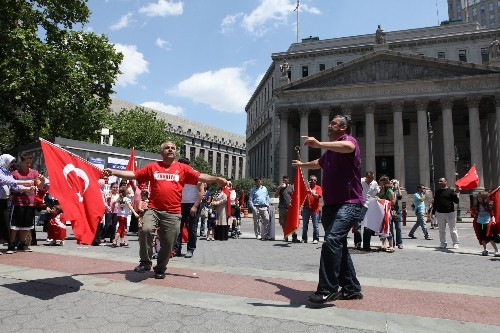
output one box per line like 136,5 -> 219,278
494,251 -> 500,257
256,235 -> 262,240
312,240 -> 318,244
453,244 -> 459,249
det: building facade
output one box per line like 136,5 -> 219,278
448,0 -> 500,28
246,22 -> 500,192
110,98 -> 246,180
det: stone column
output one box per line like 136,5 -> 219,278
440,99 -> 456,184
278,110 -> 289,178
320,106 -> 331,154
299,107 -> 310,179
465,97 -> 485,190
416,100 -> 430,188
364,103 -> 376,173
392,101 -> 405,188
495,96 -> 500,184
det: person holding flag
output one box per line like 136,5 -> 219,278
103,141 -> 227,279
292,115 -> 364,304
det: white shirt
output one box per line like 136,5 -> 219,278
181,184 -> 199,203
361,178 -> 379,208
229,190 -> 237,205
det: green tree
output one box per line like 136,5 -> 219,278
104,107 -> 183,153
0,0 -> 123,150
191,155 -> 212,174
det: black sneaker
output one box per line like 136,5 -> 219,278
17,243 -> 32,252
341,290 -> 364,300
291,238 -> 301,243
134,264 -> 151,273
408,234 -> 416,239
154,270 -> 166,279
308,291 -> 341,304
6,243 -> 16,254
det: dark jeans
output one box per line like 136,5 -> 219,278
103,213 -> 117,241
318,203 -> 362,294
174,203 -> 200,253
129,214 -> 139,233
0,199 -> 10,242
353,206 -> 368,246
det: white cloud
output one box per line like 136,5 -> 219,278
168,67 -> 253,114
141,102 -> 183,116
223,0 -> 321,37
114,43 -> 149,87
155,37 -> 171,51
139,0 -> 183,17
220,13 -> 243,34
110,12 -> 133,30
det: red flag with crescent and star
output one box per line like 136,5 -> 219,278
284,167 -> 307,238
455,165 -> 479,190
126,147 -> 137,172
40,139 -> 105,245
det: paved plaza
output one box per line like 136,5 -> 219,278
0,216 -> 499,333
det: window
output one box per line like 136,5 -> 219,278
403,119 -> 411,136
459,49 -> 467,62
199,149 -> 205,158
355,121 -> 365,137
377,120 -> 387,137
473,7 -> 477,15
180,145 -> 186,158
490,2 -> 494,10
481,47 -> 489,64
437,51 -> 446,59
190,147 -> 196,161
319,63 -> 325,71
216,153 -> 221,175
208,151 -> 213,172
302,65 -> 309,77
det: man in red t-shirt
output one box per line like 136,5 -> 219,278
104,141 -> 227,279
301,175 -> 322,244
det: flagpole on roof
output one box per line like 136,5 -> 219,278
294,0 -> 299,43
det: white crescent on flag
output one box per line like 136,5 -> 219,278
62,163 -> 90,202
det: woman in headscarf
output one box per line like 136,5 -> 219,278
0,154 -> 35,248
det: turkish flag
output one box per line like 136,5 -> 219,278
490,186 -> 500,234
126,147 -> 137,171
223,186 -> 231,223
40,139 -> 105,245
455,165 -> 479,190
284,167 -> 307,238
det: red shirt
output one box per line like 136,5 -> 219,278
304,184 -> 322,213
11,168 -> 39,207
134,161 -> 200,214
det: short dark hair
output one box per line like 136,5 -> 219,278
178,157 -> 190,165
282,175 -> 289,179
19,152 -> 33,161
365,171 -> 375,177
334,114 -> 352,134
254,177 -> 261,181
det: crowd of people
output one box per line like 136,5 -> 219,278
1,130 -> 499,303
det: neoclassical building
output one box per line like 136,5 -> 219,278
246,22 -> 500,192
110,98 -> 246,180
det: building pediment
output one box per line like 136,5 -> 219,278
278,50 -> 500,91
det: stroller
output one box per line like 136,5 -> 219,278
230,205 -> 241,239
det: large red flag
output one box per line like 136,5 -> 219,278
284,167 -> 307,238
490,186 -> 500,234
126,147 -> 137,171
455,165 -> 479,190
40,139 -> 105,245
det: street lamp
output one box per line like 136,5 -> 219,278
427,111 -> 436,194
454,146 -> 462,222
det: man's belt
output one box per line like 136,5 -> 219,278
255,204 -> 268,208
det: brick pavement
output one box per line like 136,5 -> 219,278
0,216 -> 499,332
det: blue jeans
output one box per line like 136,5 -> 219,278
302,207 -> 319,242
318,203 -> 362,294
390,215 -> 403,246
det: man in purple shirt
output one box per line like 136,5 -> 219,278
292,115 -> 364,304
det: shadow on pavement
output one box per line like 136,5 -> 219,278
252,278 -> 334,308
1,276 -> 83,300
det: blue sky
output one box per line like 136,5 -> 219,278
85,0 -> 449,136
